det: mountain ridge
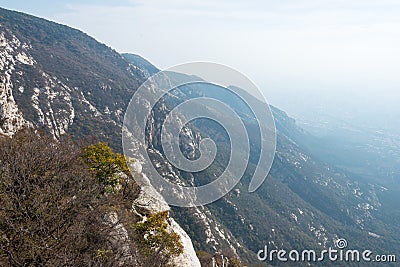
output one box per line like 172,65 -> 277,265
1,7 -> 399,266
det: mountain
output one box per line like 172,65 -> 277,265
1,7 -> 399,266
121,53 -> 159,76
0,7 -> 201,267
125,71 -> 400,265
0,7 -> 150,149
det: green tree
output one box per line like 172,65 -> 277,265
83,142 -> 130,191
0,129 -> 139,266
133,211 -> 184,267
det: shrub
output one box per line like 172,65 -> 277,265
83,141 -> 130,191
0,129 -> 138,266
133,211 -> 184,267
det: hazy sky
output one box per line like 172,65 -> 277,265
1,0 -> 400,129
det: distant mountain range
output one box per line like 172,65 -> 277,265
1,7 -> 398,266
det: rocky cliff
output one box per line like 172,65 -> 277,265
0,7 -> 201,266
1,7 -> 399,267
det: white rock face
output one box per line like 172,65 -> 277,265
30,72 -> 75,138
0,74 -> 27,135
103,212 -> 136,266
133,171 -> 171,213
0,29 -> 75,138
131,161 -> 201,267
15,52 -> 35,65
169,218 -> 201,267
0,30 -> 31,135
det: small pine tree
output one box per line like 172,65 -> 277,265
133,211 -> 184,267
83,142 -> 130,191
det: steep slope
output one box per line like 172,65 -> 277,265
0,7 -> 148,148
0,7 -> 200,266
122,69 -> 399,265
1,7 -> 398,266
